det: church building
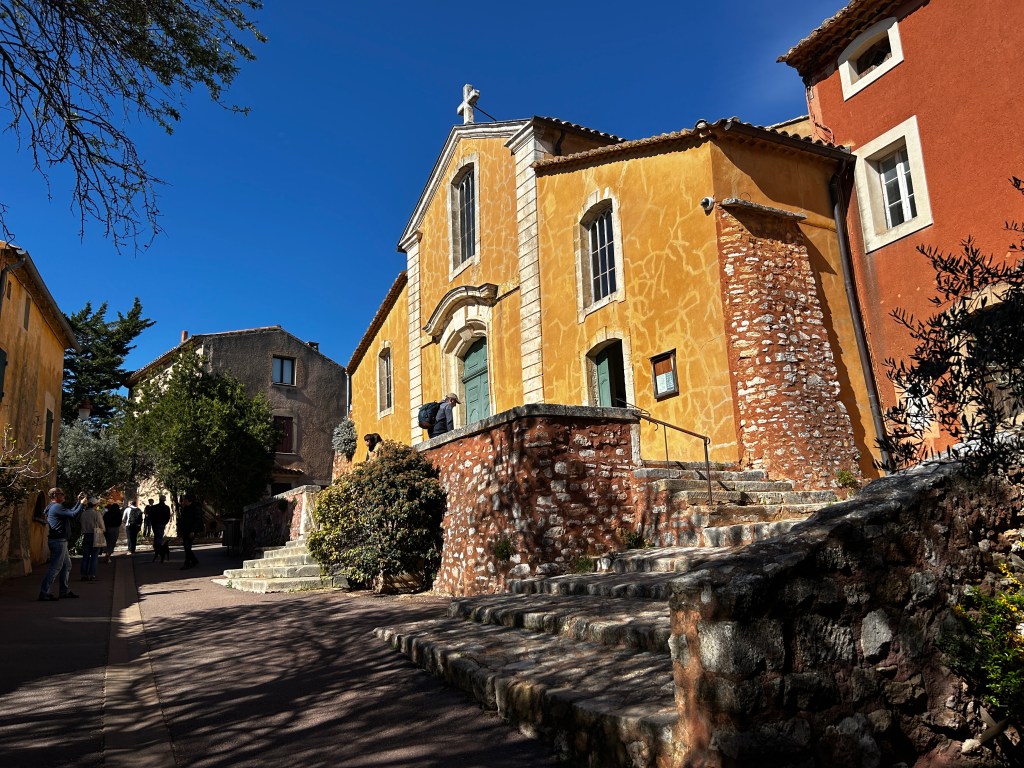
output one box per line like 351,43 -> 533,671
348,88 -> 881,487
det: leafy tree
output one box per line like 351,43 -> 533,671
307,441 -> 446,593
0,0 -> 266,249
881,177 -> 1024,475
0,425 -> 49,543
56,419 -> 131,499
62,299 -> 154,425
122,348 -> 278,518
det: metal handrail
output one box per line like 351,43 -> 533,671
628,405 -> 714,503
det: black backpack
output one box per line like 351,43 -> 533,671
417,401 -> 441,430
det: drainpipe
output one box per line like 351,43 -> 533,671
830,160 -> 892,473
0,246 -> 28,321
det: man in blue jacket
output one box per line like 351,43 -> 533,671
39,487 -> 87,601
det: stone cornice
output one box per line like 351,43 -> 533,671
422,283 -> 499,340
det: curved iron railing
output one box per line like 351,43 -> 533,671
628,405 -> 714,503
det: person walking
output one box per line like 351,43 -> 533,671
38,488 -> 87,601
122,499 -> 143,555
428,393 -> 459,438
102,501 -> 122,562
142,498 -> 155,538
149,494 -> 171,562
178,494 -> 201,570
78,497 -> 105,582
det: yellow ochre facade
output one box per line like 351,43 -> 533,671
348,115 -> 880,479
0,244 -> 77,577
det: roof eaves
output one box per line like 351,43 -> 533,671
533,117 -> 848,173
778,0 -> 906,77
347,271 -> 408,374
2,245 -> 78,350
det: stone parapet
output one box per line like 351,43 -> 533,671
667,461 -> 1023,766
423,405 -> 641,596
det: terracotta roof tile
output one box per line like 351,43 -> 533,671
533,116 -> 625,144
533,117 -> 848,173
778,0 -> 908,78
347,271 -> 408,374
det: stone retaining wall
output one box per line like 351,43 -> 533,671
423,404 -> 641,596
667,462 -> 1022,766
241,484 -> 321,557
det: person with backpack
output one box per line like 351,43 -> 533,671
428,393 -> 459,438
122,499 -> 143,555
38,487 -> 87,601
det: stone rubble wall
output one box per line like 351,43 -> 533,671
667,461 -> 1022,767
423,404 -> 641,596
716,207 -> 861,490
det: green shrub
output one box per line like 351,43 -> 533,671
942,564 -> 1024,722
624,530 -> 650,550
835,468 -> 860,491
306,440 -> 445,592
570,556 -> 595,574
491,534 -> 514,563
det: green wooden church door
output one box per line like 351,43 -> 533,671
462,337 -> 490,423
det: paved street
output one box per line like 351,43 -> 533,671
0,544 -> 557,767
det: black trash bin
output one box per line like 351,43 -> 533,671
222,518 -> 242,555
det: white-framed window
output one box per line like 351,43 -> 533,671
853,116 -> 933,253
838,17 -> 904,100
449,158 -> 480,274
577,196 -> 625,315
377,346 -> 393,415
272,356 -> 295,386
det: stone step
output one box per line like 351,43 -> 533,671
222,564 -> 323,579
211,575 -> 332,594
510,570 -> 684,601
242,553 -> 317,568
608,546 -> 729,574
656,478 -> 795,493
634,467 -> 767,482
704,502 -> 824,526
665,489 -> 837,506
450,593 -> 671,653
375,619 -> 676,767
702,519 -> 801,548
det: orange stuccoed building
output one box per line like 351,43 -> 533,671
780,0 -> 1024,421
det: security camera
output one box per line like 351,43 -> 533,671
699,197 -> 715,214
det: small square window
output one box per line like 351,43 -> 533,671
651,351 -> 679,400
272,356 -> 295,386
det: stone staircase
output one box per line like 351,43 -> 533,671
212,537 -> 341,593
376,465 -> 845,766
376,552 -> 696,767
633,461 -> 839,548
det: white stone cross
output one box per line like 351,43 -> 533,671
457,84 -> 480,125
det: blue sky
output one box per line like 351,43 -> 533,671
2,1 -> 843,372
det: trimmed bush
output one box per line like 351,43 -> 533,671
307,440 -> 445,592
